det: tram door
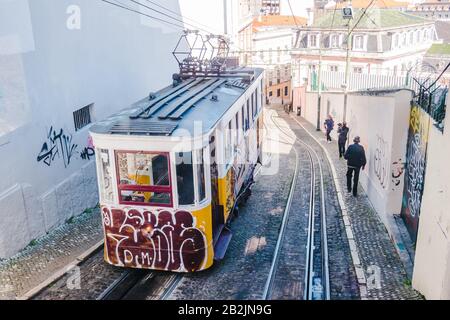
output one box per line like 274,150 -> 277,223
209,134 -> 222,238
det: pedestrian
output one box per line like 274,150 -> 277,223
324,114 -> 334,143
337,122 -> 349,158
344,136 -> 367,197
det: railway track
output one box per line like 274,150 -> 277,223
263,111 -> 330,300
97,269 -> 183,300
26,240 -> 184,300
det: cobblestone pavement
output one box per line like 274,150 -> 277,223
169,129 -> 296,300
272,111 -> 359,300
168,108 -> 359,300
0,208 -> 103,299
32,249 -> 125,300
289,114 -> 423,300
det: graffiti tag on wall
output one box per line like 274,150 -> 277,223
400,105 -> 430,242
102,206 -> 207,272
391,159 -> 405,191
37,126 -> 95,167
373,134 -> 389,189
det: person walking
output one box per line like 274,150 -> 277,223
337,122 -> 349,158
344,136 -> 367,197
324,115 -> 334,143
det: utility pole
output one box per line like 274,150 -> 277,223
342,0 -> 358,124
223,0 -> 228,35
316,32 -> 323,131
343,20 -> 352,123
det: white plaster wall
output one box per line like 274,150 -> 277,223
413,100 -> 450,300
0,0 -> 181,258
304,90 -> 412,222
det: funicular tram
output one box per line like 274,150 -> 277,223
90,33 -> 265,272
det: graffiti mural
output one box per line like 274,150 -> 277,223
391,159 -> 405,191
373,134 -> 389,189
102,206 -> 207,272
400,105 -> 430,242
37,127 -> 95,167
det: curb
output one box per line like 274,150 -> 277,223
290,115 -> 368,300
17,240 -> 104,300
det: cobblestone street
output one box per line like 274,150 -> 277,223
0,208 -> 103,299
0,108 -> 424,301
287,114 -> 423,300
169,108 -> 360,300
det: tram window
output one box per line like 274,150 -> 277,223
251,93 -> 255,121
235,112 -> 240,143
117,152 -> 169,186
116,151 -> 172,206
241,105 -> 245,134
195,149 -> 206,202
176,152 -> 195,205
246,100 -> 250,131
97,149 -> 114,202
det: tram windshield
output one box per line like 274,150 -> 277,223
116,151 -> 172,206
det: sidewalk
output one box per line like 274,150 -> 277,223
0,207 -> 103,300
291,114 -> 423,300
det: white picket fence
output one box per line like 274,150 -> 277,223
309,71 -> 424,93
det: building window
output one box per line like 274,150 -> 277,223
353,35 -> 364,50
269,91 -> 273,97
284,86 -> 289,96
309,34 -> 318,48
277,89 -> 281,97
331,34 -> 340,48
73,104 -> 92,131
330,65 -> 339,72
116,151 -> 172,206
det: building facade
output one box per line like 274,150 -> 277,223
0,0 -> 185,258
407,0 -> 450,21
291,8 -> 437,92
239,15 -> 307,105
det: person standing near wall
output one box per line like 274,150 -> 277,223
344,136 -> 367,197
324,115 -> 334,143
337,122 -> 349,158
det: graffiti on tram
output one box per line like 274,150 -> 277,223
102,206 -> 207,272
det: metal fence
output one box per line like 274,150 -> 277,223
413,78 -> 448,132
309,70 -> 448,132
309,70 -> 424,93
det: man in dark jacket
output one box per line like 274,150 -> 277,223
324,115 -> 334,143
337,122 -> 349,158
344,136 -> 367,197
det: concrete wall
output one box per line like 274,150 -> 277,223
0,0 -> 181,258
304,90 -> 412,224
413,95 -> 450,300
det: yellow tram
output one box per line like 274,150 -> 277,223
90,68 -> 264,272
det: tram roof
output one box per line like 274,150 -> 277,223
90,67 -> 264,138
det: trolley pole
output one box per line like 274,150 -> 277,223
316,32 -> 323,131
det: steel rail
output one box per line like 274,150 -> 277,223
262,112 -> 300,300
266,111 -> 330,300
297,139 -> 331,301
